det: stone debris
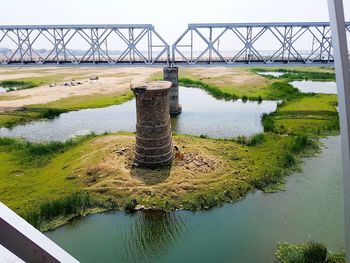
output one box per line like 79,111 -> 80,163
176,152 -> 217,173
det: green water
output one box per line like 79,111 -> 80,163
46,136 -> 344,263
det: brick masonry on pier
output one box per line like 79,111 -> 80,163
131,81 -> 174,167
163,67 -> 182,115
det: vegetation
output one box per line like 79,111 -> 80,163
235,133 -> 265,146
179,78 -> 239,100
0,133 -> 96,167
276,241 -> 345,263
280,71 -> 335,81
0,131 -> 320,230
263,94 -> 339,136
26,192 -> 94,228
0,80 -> 37,90
0,66 -> 340,232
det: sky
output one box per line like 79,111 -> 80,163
1,0 -> 349,44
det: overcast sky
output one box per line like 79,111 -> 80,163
1,0 -> 349,43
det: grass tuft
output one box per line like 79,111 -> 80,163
26,192 -> 94,227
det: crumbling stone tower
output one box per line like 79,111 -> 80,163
131,81 -> 174,167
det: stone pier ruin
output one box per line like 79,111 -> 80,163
131,81 -> 174,168
163,67 -> 182,115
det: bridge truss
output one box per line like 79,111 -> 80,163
172,22 -> 350,66
0,22 -> 349,66
0,24 -> 170,65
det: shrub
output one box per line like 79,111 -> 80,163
125,199 -> 138,213
280,151 -> 295,168
269,82 -> 301,100
248,133 -> 265,146
303,241 -> 328,263
40,108 -> 66,119
262,113 -> 275,132
236,135 -> 248,145
291,134 -> 310,153
235,133 -> 265,146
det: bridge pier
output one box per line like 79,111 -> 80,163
131,81 -> 174,168
163,67 -> 182,115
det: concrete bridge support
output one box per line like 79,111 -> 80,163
131,81 -> 174,167
163,67 -> 182,115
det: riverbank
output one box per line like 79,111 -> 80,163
0,130 -> 320,231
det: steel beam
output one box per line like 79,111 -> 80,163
0,24 -> 169,65
173,22 -> 350,66
328,1 -> 350,263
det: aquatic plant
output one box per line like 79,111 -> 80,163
26,192 -> 93,227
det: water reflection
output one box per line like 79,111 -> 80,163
123,211 -> 185,263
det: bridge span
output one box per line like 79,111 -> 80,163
0,22 -> 349,66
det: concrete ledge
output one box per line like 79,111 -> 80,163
0,202 -> 79,263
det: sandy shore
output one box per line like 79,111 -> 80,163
0,67 -> 160,110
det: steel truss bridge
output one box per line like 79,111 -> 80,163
0,22 -> 349,66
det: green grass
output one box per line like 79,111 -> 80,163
26,192 -> 93,227
36,91 -> 134,111
0,134 -> 96,167
235,133 -> 265,146
0,80 -> 37,90
264,94 -> 339,136
276,242 -> 345,263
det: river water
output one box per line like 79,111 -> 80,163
0,84 -> 343,262
46,136 -> 344,263
290,80 -> 337,94
0,87 -> 277,142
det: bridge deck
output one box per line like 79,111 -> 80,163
0,22 -> 349,66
